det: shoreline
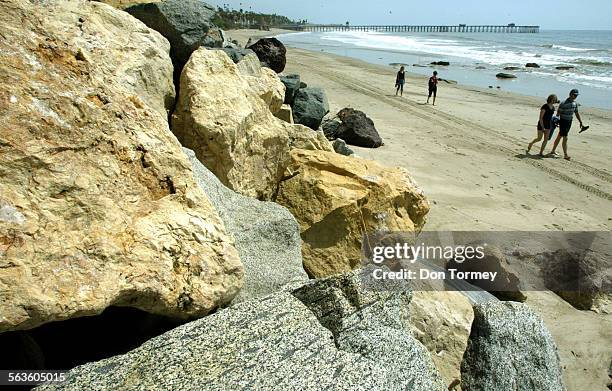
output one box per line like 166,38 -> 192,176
276,30 -> 612,111
228,29 -> 612,391
228,29 -> 612,113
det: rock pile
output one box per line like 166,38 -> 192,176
171,48 -> 332,200
126,0 -> 224,82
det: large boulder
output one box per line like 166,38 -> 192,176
275,149 -> 430,278
496,72 -> 517,79
37,269 -> 445,391
461,302 -> 566,391
247,37 -> 287,73
184,148 -> 307,303
540,249 -> 611,313
171,48 -> 332,200
335,108 -> 384,148
0,0 -> 242,332
446,245 -> 527,302
293,87 -> 330,130
126,0 -> 224,82
279,74 -> 301,105
409,291 -> 474,386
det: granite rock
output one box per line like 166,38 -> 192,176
37,269 -> 445,391
184,148 -> 307,303
461,301 -> 566,391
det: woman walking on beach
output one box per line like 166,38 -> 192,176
395,66 -> 406,96
527,94 -> 558,156
427,71 -> 438,105
549,89 -> 585,160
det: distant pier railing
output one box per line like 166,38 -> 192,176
281,24 -> 540,33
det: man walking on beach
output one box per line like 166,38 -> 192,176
549,89 -> 585,160
427,71 -> 438,105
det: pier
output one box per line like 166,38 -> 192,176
281,24 -> 540,33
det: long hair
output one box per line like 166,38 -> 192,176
547,94 -> 558,104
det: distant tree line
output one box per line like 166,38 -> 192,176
212,5 -> 307,30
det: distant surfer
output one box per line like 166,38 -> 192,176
427,71 -> 439,105
527,94 -> 558,157
549,89 -> 588,160
395,66 -> 406,96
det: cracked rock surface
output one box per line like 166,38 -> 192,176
37,268 -> 445,391
0,0 -> 242,332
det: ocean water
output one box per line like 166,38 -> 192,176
278,30 -> 612,109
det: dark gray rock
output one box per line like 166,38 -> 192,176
526,62 -> 541,68
334,108 -> 383,148
184,149 -> 307,303
279,74 -> 301,105
215,47 -> 254,64
446,246 -> 527,302
321,117 -> 342,139
503,66 -> 521,70
299,81 -> 308,88
556,66 -> 575,70
126,0 -> 223,82
496,72 -> 517,79
292,87 -> 330,130
38,269 -> 445,391
539,248 -> 611,312
461,301 -> 566,391
430,61 -> 450,66
332,139 -> 354,156
247,37 -> 287,73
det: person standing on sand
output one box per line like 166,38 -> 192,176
427,71 -> 439,105
395,66 -> 406,96
549,89 -> 585,160
527,94 -> 558,156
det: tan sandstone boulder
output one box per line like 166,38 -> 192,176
171,48 -> 332,200
275,149 -> 430,278
237,52 -> 285,115
0,0 -> 242,332
409,291 -> 474,388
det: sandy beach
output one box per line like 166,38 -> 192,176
228,29 -> 612,391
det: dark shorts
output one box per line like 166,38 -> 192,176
537,121 -> 551,131
559,118 -> 572,137
428,87 -> 437,97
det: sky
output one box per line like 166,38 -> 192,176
210,0 -> 612,30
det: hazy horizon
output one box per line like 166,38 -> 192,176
210,0 -> 612,30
